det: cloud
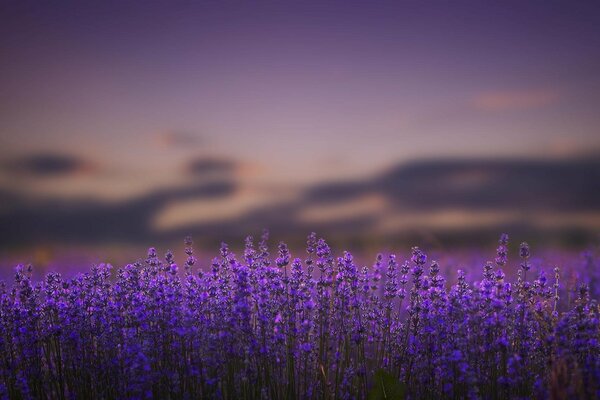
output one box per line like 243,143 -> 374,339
305,157 -> 600,212
1,155 -> 599,247
152,187 -> 273,231
186,157 -> 237,177
4,153 -> 94,178
0,180 -> 236,245
472,89 -> 559,111
385,158 -> 600,211
297,193 -> 387,224
304,181 -> 373,204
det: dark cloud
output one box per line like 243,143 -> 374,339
186,157 -> 237,176
171,157 -> 600,242
4,153 -> 92,177
305,157 -> 600,212
0,180 -> 236,245
304,181 -> 373,204
1,156 -> 599,249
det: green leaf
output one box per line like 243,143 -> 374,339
367,369 -> 406,400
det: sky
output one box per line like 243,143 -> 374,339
0,0 -> 599,254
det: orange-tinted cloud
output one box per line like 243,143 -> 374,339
297,193 -> 387,224
472,89 -> 559,111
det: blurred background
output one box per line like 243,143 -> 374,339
1,0 -> 599,272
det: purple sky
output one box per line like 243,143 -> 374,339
0,1 -> 599,237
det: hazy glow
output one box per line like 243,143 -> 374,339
297,194 -> 388,224
472,89 -> 560,111
152,187 -> 299,231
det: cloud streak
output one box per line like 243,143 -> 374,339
0,180 -> 236,245
3,153 -> 94,178
472,89 -> 559,111
0,156 -> 599,247
186,157 -> 237,177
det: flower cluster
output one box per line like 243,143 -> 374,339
0,234 -> 598,399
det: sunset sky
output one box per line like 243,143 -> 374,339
1,1 -> 599,250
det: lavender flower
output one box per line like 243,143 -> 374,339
0,233 -> 597,399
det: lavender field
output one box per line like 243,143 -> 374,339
1,233 -> 598,399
